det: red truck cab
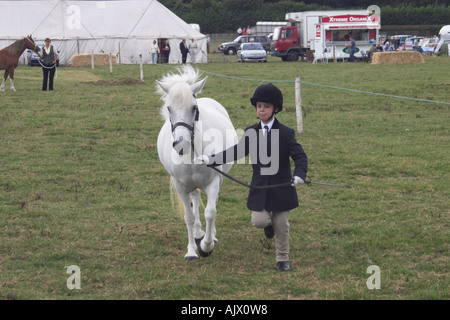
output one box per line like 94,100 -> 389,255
271,26 -> 306,61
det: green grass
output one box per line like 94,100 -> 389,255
0,54 -> 448,300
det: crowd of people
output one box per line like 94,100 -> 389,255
149,38 -> 200,64
370,34 -> 440,54
237,26 -> 256,36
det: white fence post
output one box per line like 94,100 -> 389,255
139,54 -> 144,81
295,75 -> 303,134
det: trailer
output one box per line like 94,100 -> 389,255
271,9 -> 380,61
255,21 -> 290,35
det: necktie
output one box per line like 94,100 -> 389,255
264,125 -> 269,137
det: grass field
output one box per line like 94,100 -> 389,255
0,53 -> 448,300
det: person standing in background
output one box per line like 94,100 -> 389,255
40,38 -> 58,91
162,40 -> 171,63
150,40 -> 159,64
188,38 -> 198,64
179,39 -> 189,64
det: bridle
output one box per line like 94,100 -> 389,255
25,37 -> 39,52
168,104 -> 200,155
169,104 -> 199,134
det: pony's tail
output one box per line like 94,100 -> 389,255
170,177 -> 184,219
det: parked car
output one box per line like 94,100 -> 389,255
218,35 -> 270,55
237,43 -> 267,62
27,45 -> 60,66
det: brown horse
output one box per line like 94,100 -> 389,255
0,35 -> 40,92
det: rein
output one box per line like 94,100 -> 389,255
207,165 -> 351,189
38,59 -> 56,70
207,164 -> 293,190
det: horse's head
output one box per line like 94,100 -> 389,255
157,69 -> 207,157
25,35 -> 40,53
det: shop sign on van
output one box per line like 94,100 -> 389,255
322,15 -> 379,24
321,14 -> 380,29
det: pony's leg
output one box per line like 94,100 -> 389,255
190,189 -> 205,241
173,180 -> 198,260
0,71 -> 7,92
9,69 -> 15,91
199,176 -> 221,255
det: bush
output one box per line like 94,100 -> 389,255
161,0 -> 450,34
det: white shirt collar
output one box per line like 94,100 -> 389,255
261,117 -> 275,131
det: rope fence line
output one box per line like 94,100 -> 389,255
154,63 -> 449,105
197,68 -> 450,105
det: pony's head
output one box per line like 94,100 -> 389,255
25,35 -> 40,53
156,66 -> 207,156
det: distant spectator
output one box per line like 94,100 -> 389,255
162,40 -> 170,63
368,44 -> 377,60
384,40 -> 391,52
149,40 -> 159,64
179,39 -> 189,64
376,42 -> 383,51
39,37 -> 58,91
237,27 -> 242,35
346,36 -> 357,62
393,36 -> 400,50
188,38 -> 198,64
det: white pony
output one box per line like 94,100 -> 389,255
156,66 -> 237,260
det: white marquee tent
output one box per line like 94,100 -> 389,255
0,0 -> 207,65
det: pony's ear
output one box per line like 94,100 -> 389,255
190,77 -> 207,96
156,80 -> 171,94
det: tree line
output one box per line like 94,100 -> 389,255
160,0 -> 450,34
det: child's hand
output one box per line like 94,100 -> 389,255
291,176 -> 304,186
195,155 -> 210,165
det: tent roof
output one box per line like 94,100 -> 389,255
0,0 -> 204,40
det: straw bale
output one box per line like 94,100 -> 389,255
72,53 -> 118,67
371,51 -> 424,65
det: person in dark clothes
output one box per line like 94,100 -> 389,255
197,83 -> 308,271
179,39 -> 189,64
40,38 -> 58,91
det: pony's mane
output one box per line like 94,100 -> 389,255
157,65 -> 203,120
4,38 -> 29,55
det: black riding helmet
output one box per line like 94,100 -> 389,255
250,83 -> 283,113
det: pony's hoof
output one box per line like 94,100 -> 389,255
198,239 -> 218,258
195,237 -> 210,257
184,254 -> 199,261
198,245 -> 213,258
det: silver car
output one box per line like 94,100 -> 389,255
237,43 -> 267,63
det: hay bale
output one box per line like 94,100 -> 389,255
371,51 -> 424,65
71,53 -> 118,67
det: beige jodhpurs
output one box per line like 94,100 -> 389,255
251,209 -> 290,262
